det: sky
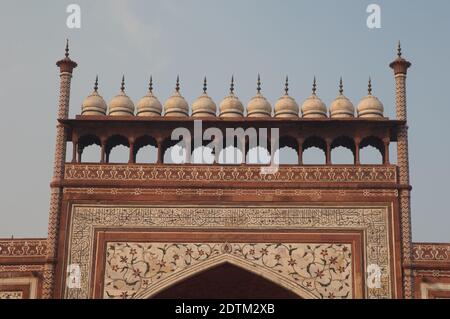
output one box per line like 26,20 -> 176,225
0,0 -> 449,242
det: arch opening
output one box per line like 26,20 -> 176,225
302,136 -> 326,164
360,136 -> 384,164
133,254 -> 317,300
151,263 -> 301,299
78,134 -> 101,163
275,136 -> 298,165
134,135 -> 158,164
106,135 -> 129,163
331,136 -> 355,164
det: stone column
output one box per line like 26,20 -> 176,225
325,139 -> 331,165
100,139 -> 106,163
389,42 -> 412,298
43,41 -> 77,299
383,138 -> 390,165
297,138 -> 304,165
129,138 -> 135,164
354,138 -> 360,165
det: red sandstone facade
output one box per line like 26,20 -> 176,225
0,43 -> 448,299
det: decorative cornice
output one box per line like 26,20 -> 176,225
63,187 -> 398,198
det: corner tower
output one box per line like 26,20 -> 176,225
390,42 -> 413,298
43,40 -> 77,299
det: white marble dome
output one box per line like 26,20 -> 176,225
108,76 -> 134,116
136,77 -> 162,117
81,77 -> 107,116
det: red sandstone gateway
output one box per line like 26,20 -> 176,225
0,41 -> 449,299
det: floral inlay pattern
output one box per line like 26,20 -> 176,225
103,242 -> 352,299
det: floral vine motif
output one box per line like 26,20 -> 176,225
65,164 -> 397,183
0,240 -> 47,257
103,242 -> 352,299
413,243 -> 450,262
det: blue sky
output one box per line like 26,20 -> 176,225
0,0 -> 449,241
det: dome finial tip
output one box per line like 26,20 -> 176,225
94,75 -> 98,92
284,76 -> 289,95
312,76 -> 317,95
149,76 -> 153,93
203,76 -> 207,94
65,39 -> 69,57
120,75 -> 125,92
175,75 -> 180,93
257,74 -> 261,94
339,77 -> 344,95
230,75 -> 235,94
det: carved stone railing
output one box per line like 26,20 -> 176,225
0,239 -> 47,257
413,243 -> 450,265
64,164 -> 397,186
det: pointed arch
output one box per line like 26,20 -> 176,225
133,254 -> 318,299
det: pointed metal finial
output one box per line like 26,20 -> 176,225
65,39 -> 69,57
175,75 -> 180,93
257,74 -> 261,94
368,77 -> 372,95
312,76 -> 317,95
230,75 -> 235,94
120,75 -> 125,92
148,76 -> 153,93
94,75 -> 98,92
203,77 -> 207,94
397,41 -> 402,58
339,77 -> 343,95
284,76 -> 289,95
